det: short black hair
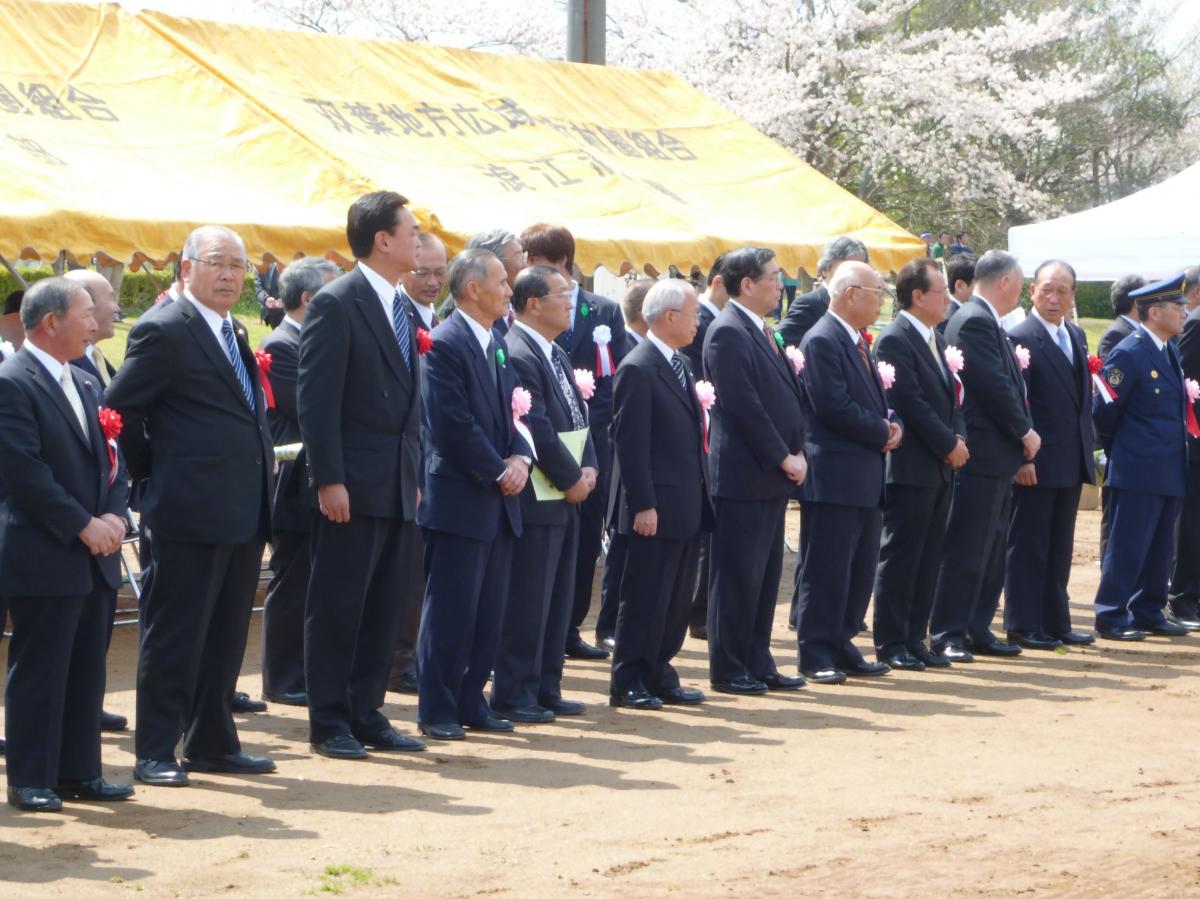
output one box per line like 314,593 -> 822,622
20,276 -> 79,331
346,190 -> 410,259
722,247 -> 776,298
1110,274 -> 1146,317
4,289 -> 23,315
511,265 -> 559,314
706,252 -> 727,287
895,258 -> 939,310
955,231 -> 968,241
1033,259 -> 1077,289
945,254 -> 977,294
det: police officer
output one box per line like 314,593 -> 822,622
1093,273 -> 1192,640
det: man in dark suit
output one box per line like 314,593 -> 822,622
795,262 -> 900,683
522,223 -> 627,661
298,192 -> 427,758
1170,285 -> 1200,630
493,266 -> 597,722
872,259 -> 967,671
930,251 -> 1040,662
0,278 -> 133,811
610,279 -> 714,709
416,249 -> 533,740
1098,275 -> 1147,360
258,258 -> 337,707
777,236 -> 867,348
1094,275 -> 1190,639
106,225 -> 277,787
938,253 -> 977,335
703,247 -> 807,695
256,260 -> 285,329
1004,261 -> 1097,648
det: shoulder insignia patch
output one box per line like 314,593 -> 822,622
1107,369 -> 1124,387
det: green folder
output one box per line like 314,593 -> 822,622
531,428 -> 590,501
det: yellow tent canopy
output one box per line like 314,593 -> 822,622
0,0 -> 924,275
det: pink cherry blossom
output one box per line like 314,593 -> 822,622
785,345 -> 805,374
944,345 -> 965,374
511,387 -> 532,419
574,368 -> 596,400
1014,346 -> 1031,370
1188,378 -> 1200,403
694,379 -> 716,412
877,361 -> 896,390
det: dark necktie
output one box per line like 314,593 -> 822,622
391,290 -> 413,369
763,323 -> 781,355
431,310 -> 440,328
221,319 -> 256,410
486,337 -> 498,387
552,348 -> 587,430
670,351 -> 689,392
856,336 -> 873,375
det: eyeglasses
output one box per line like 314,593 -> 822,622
500,251 -> 528,263
854,284 -> 894,298
190,257 -> 251,275
411,269 -> 447,280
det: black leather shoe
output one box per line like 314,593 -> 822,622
760,672 -> 806,690
709,675 -> 768,695
1134,618 -> 1190,637
56,778 -> 134,801
539,697 -> 586,716
655,686 -> 705,705
908,644 -> 951,667
311,734 -> 369,759
231,691 -> 268,713
182,751 -> 276,774
879,650 -> 924,671
7,786 -> 61,812
387,670 -> 420,694
1052,630 -> 1096,645
263,690 -> 308,706
418,722 -> 466,740
844,660 -> 890,677
100,710 -> 128,732
689,625 -> 708,641
609,688 -> 663,710
970,637 -> 1022,657
134,758 -> 189,787
565,636 -> 610,660
801,668 -> 847,685
462,715 -> 514,732
1007,631 -> 1063,650
596,635 -> 616,651
356,727 -> 426,752
495,705 -> 555,724
1168,612 -> 1200,632
1097,626 -> 1146,641
938,643 -> 974,662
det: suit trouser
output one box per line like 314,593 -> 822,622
1099,484 -> 1112,562
873,481 -> 952,656
136,538 -> 263,760
305,514 -> 417,743
1095,489 -> 1182,629
689,533 -> 710,629
708,496 -> 786,682
261,527 -> 310,697
797,502 -> 882,672
387,527 -> 427,683
418,525 -> 514,726
6,587 -> 107,788
1004,483 -> 1082,635
1169,464 -> 1200,610
493,516 -> 571,710
930,472 -> 1011,649
611,533 -> 699,696
569,422 -> 612,640
595,529 -> 624,641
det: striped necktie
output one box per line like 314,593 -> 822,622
221,318 -> 256,410
392,290 -> 413,369
670,351 -> 689,392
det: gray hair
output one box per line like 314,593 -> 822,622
643,279 -> 694,323
21,276 -> 82,331
973,250 -> 1022,286
817,236 -> 868,278
182,225 -> 246,260
280,257 -> 339,311
826,262 -> 871,302
465,228 -> 517,257
447,248 -> 497,299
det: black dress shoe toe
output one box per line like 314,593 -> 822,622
356,727 -> 426,752
801,668 -> 847,685
1007,631 -> 1063,650
495,705 -> 555,724
462,715 -> 514,732
907,644 -> 950,667
760,672 -> 806,690
183,751 -> 276,774
709,675 -> 768,695
311,735 -> 369,759
565,637 -> 610,660
938,643 -> 974,662
418,722 -> 466,740
1097,626 -> 1146,641
1135,619 -> 1190,637
655,686 -> 705,705
844,660 -> 890,677
134,758 -> 189,787
56,778 -> 134,801
263,690 -> 308,706
1052,629 -> 1096,645
231,691 -> 268,713
970,638 -> 1022,657
387,670 -> 420,694
609,688 -> 663,710
539,697 -> 586,716
7,786 -> 61,811
100,710 -> 128,732
688,625 -> 708,641
880,651 -> 925,671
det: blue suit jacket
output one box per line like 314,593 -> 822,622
1094,329 -> 1187,497
417,311 -> 532,540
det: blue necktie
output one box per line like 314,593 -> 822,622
392,291 -> 413,369
1057,326 -> 1072,362
221,318 -> 255,410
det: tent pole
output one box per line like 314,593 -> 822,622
0,253 -> 27,290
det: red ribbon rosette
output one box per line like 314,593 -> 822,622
416,327 -> 433,355
1088,353 -> 1117,405
254,350 -> 276,409
861,329 -> 874,349
98,407 -> 122,485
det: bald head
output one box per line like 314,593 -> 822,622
827,261 -> 886,331
64,270 -> 119,341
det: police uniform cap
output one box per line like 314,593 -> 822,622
1130,272 -> 1187,306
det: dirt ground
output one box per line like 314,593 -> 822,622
1,508 -> 1199,897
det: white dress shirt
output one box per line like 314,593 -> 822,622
646,330 -> 676,363
357,260 -> 400,327
728,299 -> 764,331
459,309 -> 494,356
828,309 -> 862,344
514,320 -> 554,362
1031,308 -> 1073,362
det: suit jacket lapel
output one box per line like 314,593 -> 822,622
515,326 -> 570,422
74,366 -> 111,495
24,351 -> 91,449
652,350 -> 700,419
180,300 -> 257,418
351,269 -> 412,389
734,306 -> 801,400
1034,323 -> 1079,404
901,316 -> 951,400
457,314 -> 502,431
839,325 -> 887,412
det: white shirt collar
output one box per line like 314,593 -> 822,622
728,299 -> 764,331
84,343 -> 97,363
899,309 -> 934,343
514,319 -> 554,361
459,308 -> 494,355
281,315 -> 303,334
1144,328 -> 1168,352
973,294 -> 1003,327
1032,308 -> 1067,342
629,331 -> 644,345
646,329 -> 676,363
23,338 -> 66,383
411,301 -> 436,330
700,295 -> 721,317
357,260 -> 400,328
184,289 -> 231,346
828,309 -> 861,344
1120,314 -> 1141,330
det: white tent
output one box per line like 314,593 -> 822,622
1007,163 -> 1200,281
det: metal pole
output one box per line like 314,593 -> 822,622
567,0 -> 606,65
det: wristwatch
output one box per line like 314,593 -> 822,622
518,455 -> 533,467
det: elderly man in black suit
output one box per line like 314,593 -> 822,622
416,249 -> 533,740
493,266 -> 598,722
107,225 -> 277,787
0,278 -> 133,811
703,247 -> 808,695
523,223 -> 627,662
929,250 -> 1041,662
257,257 -> 338,707
778,236 -> 867,348
1004,260 -> 1097,648
609,279 -> 715,709
795,262 -> 900,683
872,259 -> 967,671
298,192 -> 427,759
